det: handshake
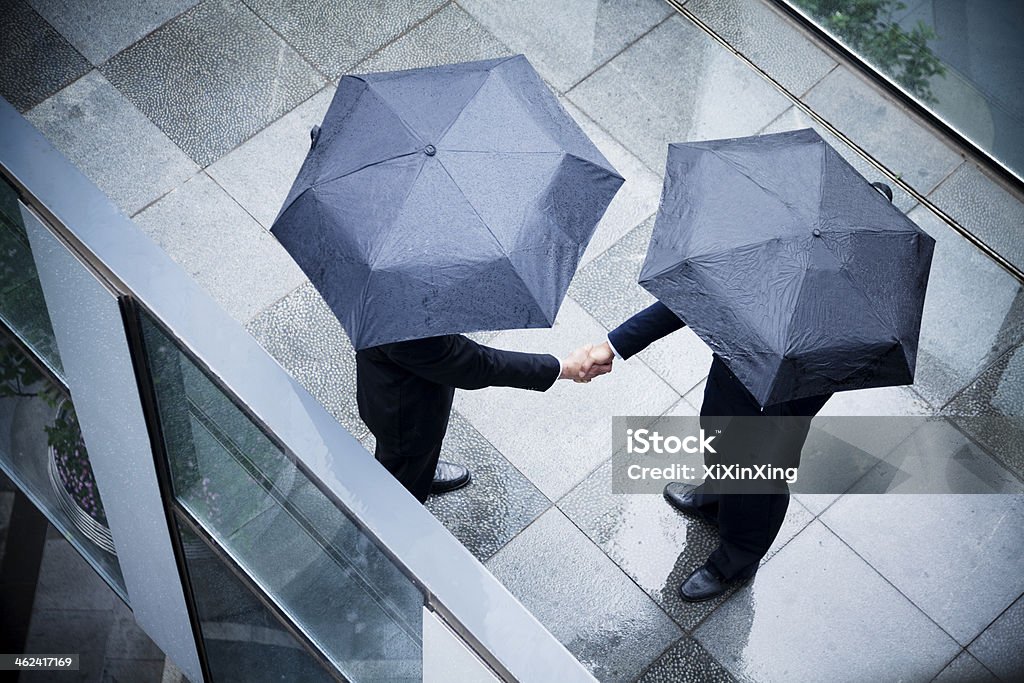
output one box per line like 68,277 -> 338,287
558,341 -> 615,383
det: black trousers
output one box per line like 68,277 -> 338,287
689,485 -> 790,580
374,440 -> 444,504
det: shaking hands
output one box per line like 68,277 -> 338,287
559,341 -> 615,383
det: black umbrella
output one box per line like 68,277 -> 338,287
639,128 -> 935,406
271,55 -> 623,350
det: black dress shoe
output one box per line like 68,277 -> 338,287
663,482 -> 718,527
679,563 -> 756,602
431,460 -> 471,494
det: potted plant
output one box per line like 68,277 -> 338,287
0,334 -> 115,553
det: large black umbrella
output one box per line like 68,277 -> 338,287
639,128 -> 935,406
271,55 -> 623,349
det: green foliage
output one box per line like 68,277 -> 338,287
795,0 -> 946,103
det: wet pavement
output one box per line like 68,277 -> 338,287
1,0 -> 1022,680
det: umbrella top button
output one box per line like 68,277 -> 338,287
424,144 -> 437,156
812,228 -> 822,237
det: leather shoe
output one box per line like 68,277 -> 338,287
663,482 -> 718,527
431,460 -> 471,494
679,563 -> 756,602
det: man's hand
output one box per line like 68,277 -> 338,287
579,341 -> 614,381
560,344 -> 611,383
558,342 -> 613,383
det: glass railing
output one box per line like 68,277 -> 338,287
0,176 -> 126,600
137,308 -> 423,681
775,0 -> 1024,183
0,94 -> 594,682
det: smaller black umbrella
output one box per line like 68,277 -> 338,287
271,55 -> 623,349
639,128 -> 935,406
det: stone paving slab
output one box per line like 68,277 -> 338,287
133,172 -> 306,324
636,635 -> 736,682
560,99 -> 663,268
0,0 -> 90,112
426,412 -> 551,561
934,651 -> 999,683
686,0 -> 835,96
458,0 -> 672,92
968,594 -> 1024,681
567,16 -> 793,173
486,508 -> 682,682
695,521 -> 960,682
245,282 -> 365,437
101,0 -> 325,166
245,0 -> 445,78
945,342 -> 1024,481
569,216 -> 715,397
821,495 -> 1024,646
26,70 -> 198,217
559,457 -> 813,633
354,3 -> 513,74
208,86 -> 335,229
928,163 -> 1024,275
803,66 -> 963,197
910,206 -> 1024,408
28,0 -> 198,65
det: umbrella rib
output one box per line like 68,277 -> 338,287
817,233 -> 902,338
311,151 -> 422,190
275,77 -> 374,222
781,262 -> 812,356
678,235 -> 787,265
365,157 -> 430,271
837,263 -> 902,343
435,58 -> 517,146
439,149 -> 564,155
310,78 -> 426,189
685,258 -> 787,359
706,147 -> 809,230
434,157 -> 554,325
363,78 -> 426,145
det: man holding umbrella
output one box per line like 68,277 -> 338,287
578,129 -> 933,601
270,56 -> 624,503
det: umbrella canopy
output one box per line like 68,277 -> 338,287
639,128 -> 935,407
271,55 -> 623,350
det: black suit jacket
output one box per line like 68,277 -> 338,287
608,301 -> 831,418
356,335 -> 560,458
609,302 -> 831,479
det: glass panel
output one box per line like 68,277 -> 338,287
0,321 -> 126,595
0,178 -> 62,376
176,516 -> 338,683
0,178 -> 125,597
785,1 -> 1024,180
138,310 -> 423,682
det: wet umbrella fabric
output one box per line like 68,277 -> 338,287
639,128 -> 935,407
271,55 -> 623,350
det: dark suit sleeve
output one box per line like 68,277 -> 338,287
607,301 -> 685,360
383,335 -> 560,391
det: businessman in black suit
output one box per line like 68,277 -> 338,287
358,336 -> 603,503
579,301 -> 830,601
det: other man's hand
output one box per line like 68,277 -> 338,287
579,341 -> 614,381
560,344 -> 611,382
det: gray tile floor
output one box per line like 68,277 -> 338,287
3,0 -> 1023,680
